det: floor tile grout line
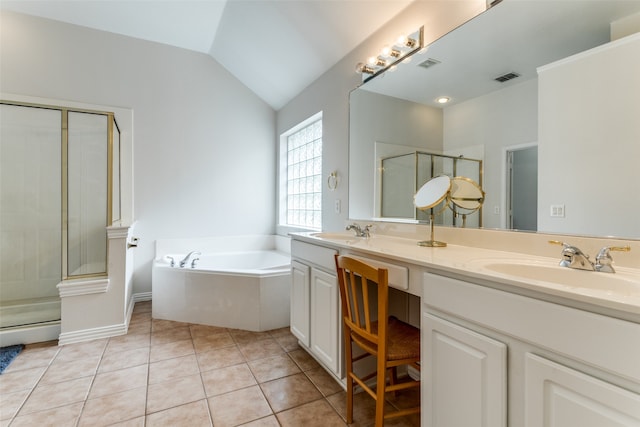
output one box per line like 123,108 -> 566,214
74,340 -> 108,427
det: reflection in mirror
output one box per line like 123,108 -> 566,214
450,176 -> 485,228
376,142 -> 483,225
349,0 -> 640,239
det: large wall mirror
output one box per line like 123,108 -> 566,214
349,0 -> 640,239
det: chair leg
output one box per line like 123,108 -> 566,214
375,359 -> 387,426
388,367 -> 398,398
345,336 -> 354,424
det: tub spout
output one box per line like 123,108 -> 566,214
180,251 -> 201,268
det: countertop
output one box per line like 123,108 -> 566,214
290,231 -> 640,323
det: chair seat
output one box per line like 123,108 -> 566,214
370,316 -> 420,361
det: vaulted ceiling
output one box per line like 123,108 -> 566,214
0,0 -> 413,109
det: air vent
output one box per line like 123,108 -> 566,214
418,58 -> 441,69
494,72 -> 520,83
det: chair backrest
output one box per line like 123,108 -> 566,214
335,255 -> 389,355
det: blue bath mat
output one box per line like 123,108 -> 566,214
0,344 -> 24,374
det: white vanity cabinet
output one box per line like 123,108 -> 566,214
422,271 -> 640,427
290,260 -> 310,347
290,240 -> 342,378
525,353 -> 640,427
422,313 -> 507,427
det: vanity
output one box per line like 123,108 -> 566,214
289,0 -> 640,425
289,227 -> 640,426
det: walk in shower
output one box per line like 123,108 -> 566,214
0,101 -> 120,333
379,150 -> 482,226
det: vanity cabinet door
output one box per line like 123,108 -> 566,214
290,260 -> 310,347
310,267 -> 342,377
422,313 -> 507,427
525,353 -> 640,427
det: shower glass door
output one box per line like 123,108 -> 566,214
0,104 -> 62,328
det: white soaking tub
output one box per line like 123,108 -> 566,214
152,236 -> 291,332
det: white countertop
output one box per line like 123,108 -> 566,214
290,231 -> 640,322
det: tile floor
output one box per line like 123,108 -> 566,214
0,301 -> 420,426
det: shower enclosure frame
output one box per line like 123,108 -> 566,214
379,150 -> 483,226
1,100 -> 121,331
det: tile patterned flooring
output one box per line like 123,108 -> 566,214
0,301 -> 420,426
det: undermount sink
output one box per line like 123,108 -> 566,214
309,232 -> 362,241
480,260 -> 640,297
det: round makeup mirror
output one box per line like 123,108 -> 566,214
414,175 -> 451,209
450,176 -> 485,227
414,175 -> 451,247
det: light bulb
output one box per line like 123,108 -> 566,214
367,56 -> 377,65
381,45 -> 391,56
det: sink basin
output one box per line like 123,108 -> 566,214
309,232 -> 361,241
481,260 -> 640,297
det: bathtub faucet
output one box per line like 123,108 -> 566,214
180,251 -> 201,268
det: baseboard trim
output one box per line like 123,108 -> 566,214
133,292 -> 152,303
58,323 -> 126,346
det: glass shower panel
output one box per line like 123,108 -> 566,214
67,112 -> 108,277
0,104 -> 62,328
381,153 -> 415,218
416,152 -> 433,222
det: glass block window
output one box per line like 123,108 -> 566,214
285,118 -> 322,229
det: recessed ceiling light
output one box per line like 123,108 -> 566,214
436,96 -> 450,104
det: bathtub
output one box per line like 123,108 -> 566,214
152,236 -> 291,332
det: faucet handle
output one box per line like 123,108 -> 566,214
595,245 -> 630,273
598,245 -> 631,254
548,240 -> 586,254
548,240 -> 572,249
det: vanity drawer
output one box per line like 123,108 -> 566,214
291,240 -> 337,271
344,254 -> 409,291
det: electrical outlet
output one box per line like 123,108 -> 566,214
334,199 -> 341,214
550,204 -> 565,217
493,206 -> 500,214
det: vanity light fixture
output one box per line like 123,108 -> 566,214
356,26 -> 424,82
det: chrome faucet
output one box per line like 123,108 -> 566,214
179,251 -> 201,268
346,223 -> 372,238
549,241 -> 630,273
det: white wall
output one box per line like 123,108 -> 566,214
538,33 -> 640,238
276,1 -> 486,233
1,11 -> 276,294
349,90 -> 443,220
443,78 -> 538,229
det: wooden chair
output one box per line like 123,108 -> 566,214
334,255 -> 421,426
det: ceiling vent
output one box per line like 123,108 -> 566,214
418,58 -> 441,69
494,72 -> 520,82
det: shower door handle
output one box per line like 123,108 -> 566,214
127,237 -> 139,249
